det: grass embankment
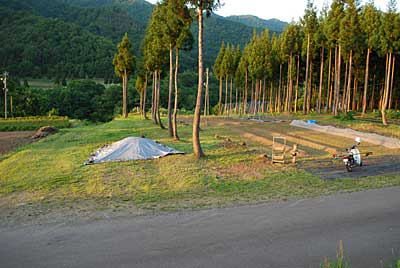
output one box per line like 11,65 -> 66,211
0,115 -> 400,212
0,116 -> 70,131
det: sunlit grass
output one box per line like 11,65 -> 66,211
1,114 -> 400,211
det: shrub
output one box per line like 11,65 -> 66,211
334,112 -> 355,121
386,110 -> 400,119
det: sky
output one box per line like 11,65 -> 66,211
145,0 -> 394,22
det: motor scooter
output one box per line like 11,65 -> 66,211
333,137 -> 373,172
342,138 -> 362,172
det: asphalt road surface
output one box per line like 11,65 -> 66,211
1,187 -> 400,268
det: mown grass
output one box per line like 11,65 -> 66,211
0,114 -> 400,212
0,116 -> 70,131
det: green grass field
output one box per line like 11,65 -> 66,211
1,114 -> 400,213
26,78 -> 108,89
0,116 -> 70,131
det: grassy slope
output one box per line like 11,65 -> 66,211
1,115 -> 400,211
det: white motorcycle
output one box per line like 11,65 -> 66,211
333,137 -> 372,172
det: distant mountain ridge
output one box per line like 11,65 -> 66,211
0,0 -> 285,78
226,15 -> 288,33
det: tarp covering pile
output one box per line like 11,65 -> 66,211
85,137 -> 184,164
290,120 -> 400,149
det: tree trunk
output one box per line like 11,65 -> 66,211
278,64 -> 282,113
388,55 -> 395,110
139,87 -> 143,116
229,76 -> 233,114
318,46 -> 324,113
333,45 -> 341,116
244,69 -> 248,114
218,77 -> 223,115
307,61 -> 313,113
253,80 -> 258,115
122,69 -> 127,118
295,55 -> 300,113
362,48 -> 371,116
269,81 -> 273,113
167,45 -> 173,137
225,76 -> 228,115
250,80 -> 254,113
346,50 -> 353,112
173,48 -> 180,141
382,53 -> 392,126
204,68 -> 210,116
303,34 -> 310,114
307,59 -> 313,113
156,70 -> 164,129
235,81 -> 239,114
342,62 -> 348,112
192,7 -> 205,158
288,53 -> 294,112
143,73 -> 148,119
353,74 -> 358,111
152,71 -> 158,124
262,78 -> 266,114
326,48 -> 332,112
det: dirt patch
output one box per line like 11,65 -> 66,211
270,132 -> 338,154
302,155 -> 400,179
0,131 -> 35,155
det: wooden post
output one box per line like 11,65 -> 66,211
291,144 -> 298,164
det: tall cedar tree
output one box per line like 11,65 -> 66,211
187,0 -> 221,158
142,3 -> 168,128
162,0 -> 193,139
380,0 -> 399,125
112,33 -> 135,118
360,1 -> 380,115
326,0 -> 345,116
301,0 -> 318,114
214,42 -> 226,115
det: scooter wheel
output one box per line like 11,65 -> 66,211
346,164 -> 352,172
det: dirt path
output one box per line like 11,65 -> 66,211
0,131 -> 35,155
199,117 -> 400,179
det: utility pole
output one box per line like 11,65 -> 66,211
1,71 -> 8,119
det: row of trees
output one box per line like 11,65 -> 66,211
113,0 -> 221,158
0,80 -> 126,122
213,0 -> 399,125
112,0 -> 398,158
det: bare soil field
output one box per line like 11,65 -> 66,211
200,116 -> 400,179
0,131 -> 35,155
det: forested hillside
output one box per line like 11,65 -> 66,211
0,0 -> 274,78
226,15 -> 288,32
0,7 -> 115,78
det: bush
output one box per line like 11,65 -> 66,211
47,108 -> 59,117
212,104 -> 220,115
386,110 -> 400,119
334,112 -> 355,121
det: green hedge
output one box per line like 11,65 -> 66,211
0,116 -> 70,131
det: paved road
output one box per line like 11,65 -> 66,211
1,187 -> 400,268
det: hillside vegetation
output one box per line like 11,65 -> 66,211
226,15 -> 288,32
0,0 -> 286,78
